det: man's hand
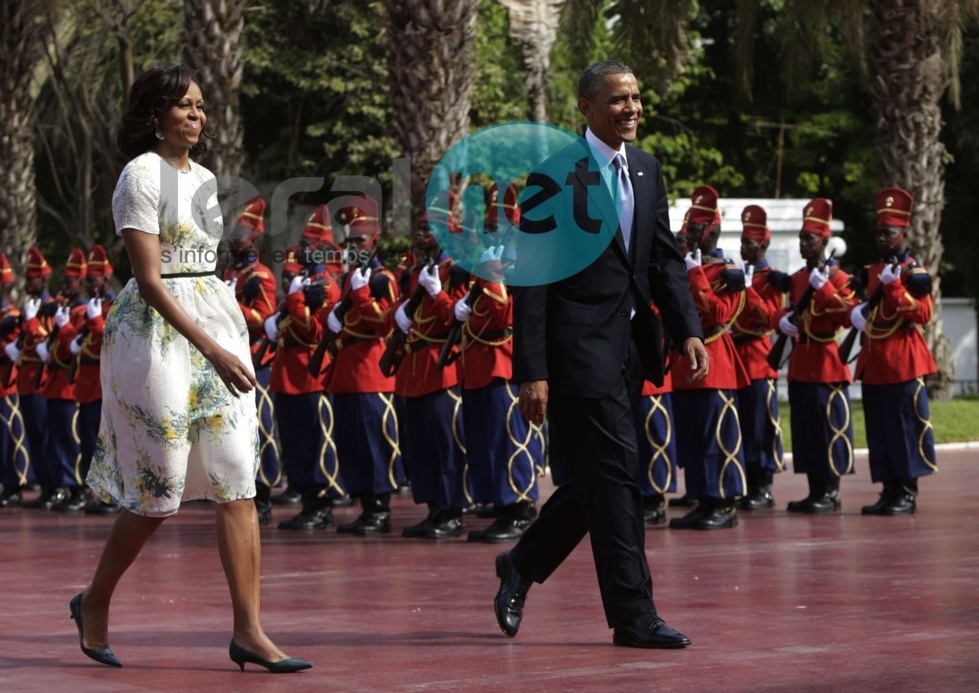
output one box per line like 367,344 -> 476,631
394,303 -> 412,334
418,266 -> 441,298
684,249 -> 702,271
850,303 -> 868,332
327,306 -> 343,334
263,314 -> 279,342
453,292 -> 472,322
809,265 -> 829,290
880,263 -> 901,285
350,267 -> 371,291
683,337 -> 709,382
518,380 -> 548,425
23,298 -> 42,322
778,312 -> 799,337
744,262 -> 755,284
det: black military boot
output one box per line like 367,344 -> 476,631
52,486 -> 88,512
424,508 -> 464,539
277,496 -> 333,530
254,484 -> 273,526
669,501 -> 710,529
24,486 -> 69,510
696,498 -> 739,530
668,493 -> 698,508
740,469 -> 775,510
787,475 -> 833,513
861,482 -> 897,515
0,485 -> 23,508
470,501 -> 536,543
402,504 -> 441,537
883,480 -> 917,515
338,494 -> 392,535
642,494 -> 667,524
806,477 -> 841,513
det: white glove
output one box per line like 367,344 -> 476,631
418,266 -> 441,298
69,334 -> 83,356
36,341 -> 51,364
394,303 -> 412,333
327,306 -> 343,334
684,249 -> 702,271
263,314 -> 279,341
778,312 -> 799,337
3,342 -> 19,362
225,276 -> 238,292
350,267 -> 371,291
480,245 -> 505,263
454,293 -> 472,322
850,303 -> 868,332
86,297 -> 102,320
23,298 -> 42,322
54,305 -> 71,328
809,265 -> 829,291
880,263 -> 901,285
744,263 -> 755,284
288,275 -> 309,295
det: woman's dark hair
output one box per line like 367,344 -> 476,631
117,62 -> 211,160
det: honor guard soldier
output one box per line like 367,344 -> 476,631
390,194 -> 469,539
224,197 -> 280,524
669,186 -> 749,530
18,247 -> 64,508
67,244 -> 120,514
731,205 -> 786,509
38,248 -> 89,511
454,185 -> 542,543
850,187 -> 937,514
324,199 -> 404,535
1,252 -> 30,507
668,212 -> 697,510
771,198 -> 858,512
267,207 -> 343,529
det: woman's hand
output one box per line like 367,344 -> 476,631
209,347 -> 257,398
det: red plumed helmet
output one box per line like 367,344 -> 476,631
876,187 -> 913,228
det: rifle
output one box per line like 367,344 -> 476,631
766,248 -> 838,371
307,246 -> 378,377
436,278 -> 481,369
837,257 -> 900,365
379,257 -> 436,377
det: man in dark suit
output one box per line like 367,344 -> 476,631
494,60 -> 708,648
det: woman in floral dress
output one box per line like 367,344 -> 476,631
69,63 -> 310,673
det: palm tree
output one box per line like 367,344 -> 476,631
496,0 -> 564,122
182,0 -> 246,181
383,0 -> 479,221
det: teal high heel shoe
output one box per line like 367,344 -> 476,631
69,592 -> 122,668
229,639 -> 312,673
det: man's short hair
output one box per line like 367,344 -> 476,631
578,60 -> 634,100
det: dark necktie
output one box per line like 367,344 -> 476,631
613,154 -> 634,251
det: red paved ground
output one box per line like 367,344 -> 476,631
1,447 -> 977,692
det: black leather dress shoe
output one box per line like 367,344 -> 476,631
277,507 -> 332,530
0,487 -> 22,508
861,488 -> 894,515
52,488 -> 88,512
24,486 -> 69,510
613,614 -> 691,649
695,501 -> 738,530
787,493 -> 840,514
642,495 -> 666,525
424,514 -> 464,539
668,504 -> 708,529
402,506 -> 440,537
494,551 -> 532,637
740,487 -> 775,510
882,491 -> 916,515
338,512 -> 392,535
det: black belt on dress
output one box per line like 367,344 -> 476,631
160,270 -> 214,278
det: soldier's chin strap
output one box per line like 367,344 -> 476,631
886,229 -> 906,254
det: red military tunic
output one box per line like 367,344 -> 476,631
0,302 -> 21,397
67,298 -> 113,405
17,298 -> 57,396
223,260 -> 277,368
672,254 -> 750,391
730,261 -> 784,381
40,303 -> 87,401
325,266 -> 398,394
269,279 -> 340,395
459,276 -> 513,390
779,262 -> 858,384
854,256 -> 936,385
393,258 -> 466,398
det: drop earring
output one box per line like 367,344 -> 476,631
155,128 -> 165,140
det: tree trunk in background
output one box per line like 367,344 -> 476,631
0,0 -> 49,289
384,0 -> 478,222
869,0 -> 954,400
183,0 -> 245,181
497,0 -> 563,122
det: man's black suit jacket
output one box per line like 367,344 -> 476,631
512,138 -> 703,399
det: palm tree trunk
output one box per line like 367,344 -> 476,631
384,0 -> 478,221
868,0 -> 955,400
182,0 -> 245,181
497,0 -> 563,122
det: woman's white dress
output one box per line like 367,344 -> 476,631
88,151 -> 258,516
